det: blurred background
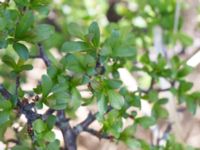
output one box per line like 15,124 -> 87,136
1,0 -> 200,149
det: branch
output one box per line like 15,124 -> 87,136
42,108 -> 55,120
38,43 -> 51,67
156,122 -> 172,145
0,84 -> 12,99
5,139 -> 20,144
30,43 -> 51,67
15,76 -> 20,97
0,84 -> 41,122
139,87 -> 171,94
84,128 -> 113,140
76,112 -> 96,131
74,106 -> 113,134
56,110 -> 77,150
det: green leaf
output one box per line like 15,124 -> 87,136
131,95 -> 141,108
120,125 -> 136,138
13,42 -> 29,60
146,90 -> 158,102
69,88 -> 81,110
178,80 -> 193,95
104,79 -> 122,89
2,55 -> 17,68
113,45 -> 136,58
42,75 -> 53,97
12,145 -> 30,150
125,138 -> 141,150
61,41 -> 90,53
14,0 -> 29,7
152,105 -> 169,119
88,21 -> 100,47
0,111 -> 10,125
100,45 -> 112,56
15,11 -> 34,38
19,64 -> 33,71
61,53 -> 96,74
33,119 -> 47,133
0,101 -> 12,110
47,92 -> 68,110
177,65 -> 192,78
46,115 -> 56,129
44,131 -> 55,142
186,98 -> 196,114
46,140 -> 60,150
61,54 -> 83,73
176,32 -> 193,46
68,22 -> 84,39
108,90 -> 124,110
97,94 -> 107,115
136,116 -> 156,128
34,24 -> 55,42
140,52 -> 150,65
0,17 -> 6,31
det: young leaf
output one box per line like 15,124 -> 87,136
125,138 -> 141,150
97,94 -> 107,115
68,22 -> 84,39
44,131 -> 55,142
2,55 -> 17,68
108,90 -> 124,110
104,79 -> 122,89
15,11 -> 34,38
46,115 -> 56,129
13,42 -> 29,60
33,119 -> 47,133
88,21 -> 100,47
0,111 -> 10,125
113,45 -> 136,58
61,41 -> 90,53
177,65 -> 192,78
47,92 -> 68,110
41,75 -> 53,97
34,24 -> 55,42
135,116 -> 156,128
47,140 -> 60,150
70,88 -> 81,110
0,101 -> 12,110
19,64 -> 33,71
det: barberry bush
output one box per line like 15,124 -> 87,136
0,0 -> 199,150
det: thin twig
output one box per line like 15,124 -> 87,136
0,84 -> 12,99
139,87 -> 171,94
15,76 -> 20,96
5,139 -> 20,144
74,106 -> 113,134
38,43 -> 51,67
84,128 -> 112,139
